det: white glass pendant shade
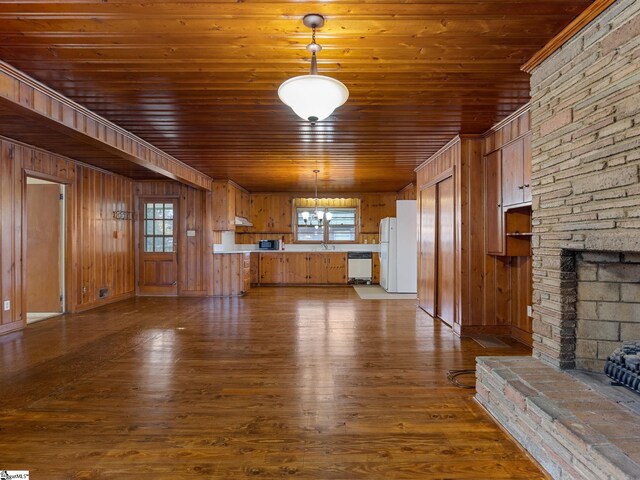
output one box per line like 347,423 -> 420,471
325,211 -> 333,222
316,209 -> 325,220
278,74 -> 349,122
301,211 -> 310,222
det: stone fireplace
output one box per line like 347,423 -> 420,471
476,0 -> 640,478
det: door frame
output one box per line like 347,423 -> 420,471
135,195 -> 180,296
21,170 -> 71,327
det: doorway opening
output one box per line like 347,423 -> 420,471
25,177 -> 66,323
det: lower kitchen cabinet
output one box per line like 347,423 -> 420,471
259,252 -> 347,285
259,252 -> 287,284
213,252 -> 251,296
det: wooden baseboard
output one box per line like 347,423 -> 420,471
71,291 -> 135,313
457,324 -> 512,337
0,320 -> 23,335
177,290 -> 209,297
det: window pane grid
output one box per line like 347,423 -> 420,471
295,207 -> 356,243
143,202 -> 174,252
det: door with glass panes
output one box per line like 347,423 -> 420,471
138,199 -> 178,295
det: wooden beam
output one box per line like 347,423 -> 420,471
521,0 -> 617,73
0,61 -> 212,190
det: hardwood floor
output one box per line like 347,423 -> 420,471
0,287 -> 545,479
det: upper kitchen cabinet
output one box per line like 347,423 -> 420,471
212,180 -> 251,231
501,133 -> 532,208
250,194 -> 292,233
484,139 -> 532,256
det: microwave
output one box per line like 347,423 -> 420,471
258,240 -> 280,250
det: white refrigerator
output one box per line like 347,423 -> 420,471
379,200 -> 417,293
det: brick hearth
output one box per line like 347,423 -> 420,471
476,357 -> 640,480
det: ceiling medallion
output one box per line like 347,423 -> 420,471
278,14 -> 349,124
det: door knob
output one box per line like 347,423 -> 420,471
518,185 -> 524,190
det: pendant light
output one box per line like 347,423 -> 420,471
302,170 -> 332,227
278,14 -> 349,123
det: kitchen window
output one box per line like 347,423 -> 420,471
296,207 -> 357,243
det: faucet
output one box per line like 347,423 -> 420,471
321,243 -> 329,250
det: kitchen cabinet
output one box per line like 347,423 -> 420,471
284,253 -> 309,284
259,252 -> 287,284
325,253 -> 348,284
485,150 -> 504,255
250,194 -> 292,233
308,253 -> 347,284
485,133 -> 532,257
258,252 -> 347,285
213,253 -> 250,296
250,252 -> 260,285
212,180 -> 251,231
501,134 -> 531,207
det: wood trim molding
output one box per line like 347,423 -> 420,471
419,167 -> 454,190
483,104 -> 530,137
521,0 -> 617,73
415,136 -> 461,173
0,61 -> 212,190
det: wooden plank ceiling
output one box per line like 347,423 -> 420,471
0,1 -> 591,192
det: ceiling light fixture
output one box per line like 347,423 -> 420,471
302,170 -> 332,228
278,14 -> 349,124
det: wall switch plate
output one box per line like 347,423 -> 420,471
186,230 -> 196,237
527,305 -> 533,317
3,300 -> 10,311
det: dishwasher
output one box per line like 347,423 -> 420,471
347,251 -> 373,284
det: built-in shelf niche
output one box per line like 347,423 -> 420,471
503,206 -> 532,256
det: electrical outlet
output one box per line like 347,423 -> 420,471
3,300 -> 10,311
527,305 -> 533,317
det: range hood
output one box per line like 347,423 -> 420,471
234,216 -> 253,227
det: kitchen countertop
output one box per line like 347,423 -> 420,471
214,246 -> 380,254
213,250 -> 253,254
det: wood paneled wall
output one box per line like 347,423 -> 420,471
235,192 -> 397,245
397,183 -> 417,200
135,181 -> 213,296
416,123 -> 533,344
75,166 -> 135,309
0,135 -> 135,334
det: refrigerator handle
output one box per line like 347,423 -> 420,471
379,218 -> 383,242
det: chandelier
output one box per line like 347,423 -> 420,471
301,170 -> 332,228
278,14 -> 349,124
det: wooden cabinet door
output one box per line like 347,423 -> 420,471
436,177 -> 455,327
418,185 -> 436,316
485,150 -> 505,255
307,253 -> 326,284
285,253 -> 309,284
372,252 -> 381,284
250,252 -> 260,284
522,133 -> 532,204
501,137 -> 524,207
138,199 -> 178,295
325,253 -> 347,284
259,253 -> 284,284
242,253 -> 251,293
